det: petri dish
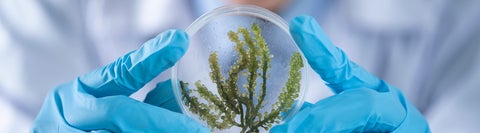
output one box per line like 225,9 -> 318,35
171,4 -> 308,132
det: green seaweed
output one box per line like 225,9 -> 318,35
180,23 -> 303,132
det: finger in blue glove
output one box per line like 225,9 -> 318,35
144,79 -> 182,113
32,30 -> 209,133
270,15 -> 429,133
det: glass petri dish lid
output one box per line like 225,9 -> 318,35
172,4 -> 308,132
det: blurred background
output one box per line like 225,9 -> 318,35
1,0 -> 479,132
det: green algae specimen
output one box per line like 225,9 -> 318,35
180,23 -> 303,132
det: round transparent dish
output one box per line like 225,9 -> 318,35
172,4 -> 308,132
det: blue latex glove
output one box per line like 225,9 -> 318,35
31,30 -> 210,133
270,16 -> 430,132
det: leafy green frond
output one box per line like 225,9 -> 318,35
180,23 -> 304,132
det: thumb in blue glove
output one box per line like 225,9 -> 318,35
143,79 -> 182,113
32,30 -> 209,133
270,16 -> 430,133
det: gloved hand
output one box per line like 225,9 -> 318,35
31,30 -> 210,133
270,16 -> 430,132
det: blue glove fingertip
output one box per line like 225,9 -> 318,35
144,79 -> 182,113
289,15 -> 335,51
152,29 -> 189,52
125,29 -> 190,89
289,15 -> 343,73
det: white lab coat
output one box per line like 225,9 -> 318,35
1,0 -> 479,132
